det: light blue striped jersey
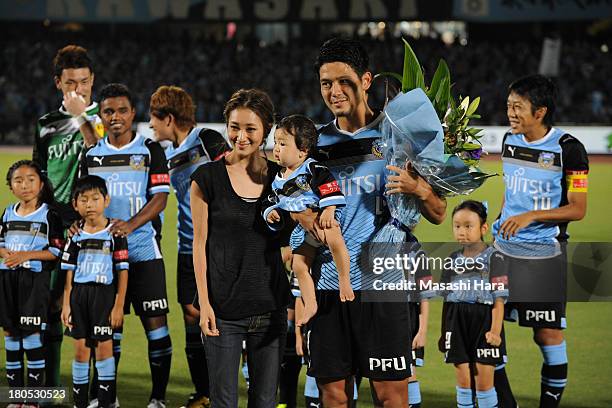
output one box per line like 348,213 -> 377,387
166,127 -> 229,254
440,246 -> 509,305
295,114 -> 412,291
61,223 -> 128,285
492,128 -> 589,258
263,158 -> 345,231
81,133 -> 170,262
0,203 -> 64,272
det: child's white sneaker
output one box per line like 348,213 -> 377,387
147,399 -> 166,408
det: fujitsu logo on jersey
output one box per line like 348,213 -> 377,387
48,137 -> 82,160
504,167 -> 552,196
369,356 -> 407,372
477,348 -> 500,358
7,242 -> 32,252
526,310 -> 556,322
336,166 -> 383,197
106,177 -> 143,196
81,261 -> 110,277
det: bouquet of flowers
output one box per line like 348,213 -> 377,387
373,39 -> 495,243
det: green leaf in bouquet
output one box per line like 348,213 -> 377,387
462,142 -> 482,150
467,128 -> 483,136
401,38 -> 425,92
466,96 -> 480,116
434,76 -> 451,120
462,159 -> 479,167
466,114 -> 481,119
427,59 -> 450,100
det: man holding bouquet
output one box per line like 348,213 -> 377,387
293,37 -> 446,408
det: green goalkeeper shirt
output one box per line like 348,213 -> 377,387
33,102 -> 104,225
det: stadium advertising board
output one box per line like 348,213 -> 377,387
136,123 -> 612,154
3,0 -> 611,22
0,0 -> 451,22
454,0 -> 612,22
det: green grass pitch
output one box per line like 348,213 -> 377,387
0,151 -> 610,407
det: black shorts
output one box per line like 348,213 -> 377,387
443,302 -> 505,366
177,253 -> 198,305
408,302 -> 425,367
67,283 -> 115,342
504,251 -> 567,329
304,290 -> 412,380
504,302 -> 567,329
506,251 -> 566,303
124,259 -> 169,317
0,268 -> 49,333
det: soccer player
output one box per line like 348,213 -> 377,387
61,175 -> 128,408
492,75 -> 588,408
293,37 -> 447,407
148,85 -> 230,408
32,44 -> 103,387
81,83 -> 172,408
0,160 -> 64,407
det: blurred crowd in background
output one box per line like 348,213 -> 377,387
1,29 -> 610,144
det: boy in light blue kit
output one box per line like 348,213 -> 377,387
61,175 -> 128,408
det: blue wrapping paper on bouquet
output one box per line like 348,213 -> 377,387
365,88 -> 442,291
373,88 -> 444,244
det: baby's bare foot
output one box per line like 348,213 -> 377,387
339,278 -> 355,302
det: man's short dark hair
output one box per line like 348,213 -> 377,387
99,83 -> 135,109
508,74 -> 557,127
278,114 -> 318,156
53,45 -> 93,78
314,37 -> 369,77
73,175 -> 108,201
